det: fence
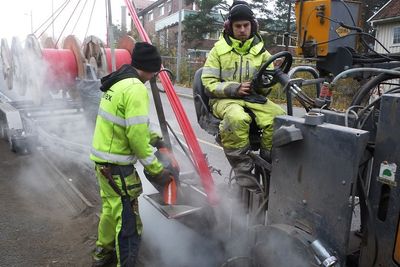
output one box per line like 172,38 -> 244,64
161,56 -> 206,86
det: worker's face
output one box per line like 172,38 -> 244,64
137,69 -> 157,83
232,20 -> 252,42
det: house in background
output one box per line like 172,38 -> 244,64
368,0 -> 400,53
368,0 -> 400,93
134,0 -> 223,58
133,0 -> 155,12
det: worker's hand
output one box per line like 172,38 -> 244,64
155,146 -> 180,178
153,138 -> 167,149
144,168 -> 173,187
237,82 -> 252,97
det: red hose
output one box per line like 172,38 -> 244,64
124,0 -> 217,204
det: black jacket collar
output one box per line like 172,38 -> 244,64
100,64 -> 139,92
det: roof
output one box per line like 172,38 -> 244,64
369,0 -> 400,23
132,0 -> 156,11
137,0 -> 166,14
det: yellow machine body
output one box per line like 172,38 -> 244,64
295,0 -> 361,59
295,0 -> 331,57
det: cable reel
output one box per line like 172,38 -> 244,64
83,34 -> 135,79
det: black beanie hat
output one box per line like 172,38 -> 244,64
228,1 -> 254,22
131,42 -> 162,72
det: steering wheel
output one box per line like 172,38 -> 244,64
252,51 -> 293,90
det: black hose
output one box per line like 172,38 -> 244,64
355,87 -> 400,129
351,72 -> 400,106
292,91 -> 314,109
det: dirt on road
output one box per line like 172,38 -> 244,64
0,139 -> 98,266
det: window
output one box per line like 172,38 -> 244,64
203,31 -> 221,40
159,4 -> 164,16
148,11 -> 153,21
167,0 -> 172,12
159,30 -> 166,47
202,32 -> 210,39
209,30 -> 221,40
394,26 -> 400,44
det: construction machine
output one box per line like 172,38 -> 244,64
190,0 -> 400,266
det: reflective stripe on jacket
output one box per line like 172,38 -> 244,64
201,33 -> 271,100
90,77 -> 163,176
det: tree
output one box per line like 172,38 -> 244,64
360,0 -> 387,33
249,0 -> 295,32
183,0 -> 228,43
249,0 -> 295,48
111,23 -> 127,42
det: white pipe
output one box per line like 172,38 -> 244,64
332,68 -> 400,84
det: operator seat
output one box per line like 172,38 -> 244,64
193,68 -> 261,150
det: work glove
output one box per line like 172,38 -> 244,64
243,91 -> 267,104
144,165 -> 179,205
144,168 -> 173,188
153,138 -> 180,179
153,138 -> 167,149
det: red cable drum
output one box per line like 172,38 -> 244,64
104,35 -> 135,72
83,35 -> 134,77
105,48 -> 131,72
42,49 -> 78,88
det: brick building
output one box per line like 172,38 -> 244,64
134,0 -> 223,58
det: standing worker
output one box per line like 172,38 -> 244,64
201,0 -> 286,186
90,42 -> 173,267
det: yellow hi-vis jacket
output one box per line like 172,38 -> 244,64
90,65 -> 163,176
201,33 -> 271,102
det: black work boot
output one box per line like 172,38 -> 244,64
92,247 -> 116,267
224,146 -> 258,187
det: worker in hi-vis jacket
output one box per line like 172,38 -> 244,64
90,42 -> 172,267
201,1 -> 286,186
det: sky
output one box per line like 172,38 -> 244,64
0,0 -> 129,45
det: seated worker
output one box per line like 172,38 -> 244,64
201,1 -> 286,186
